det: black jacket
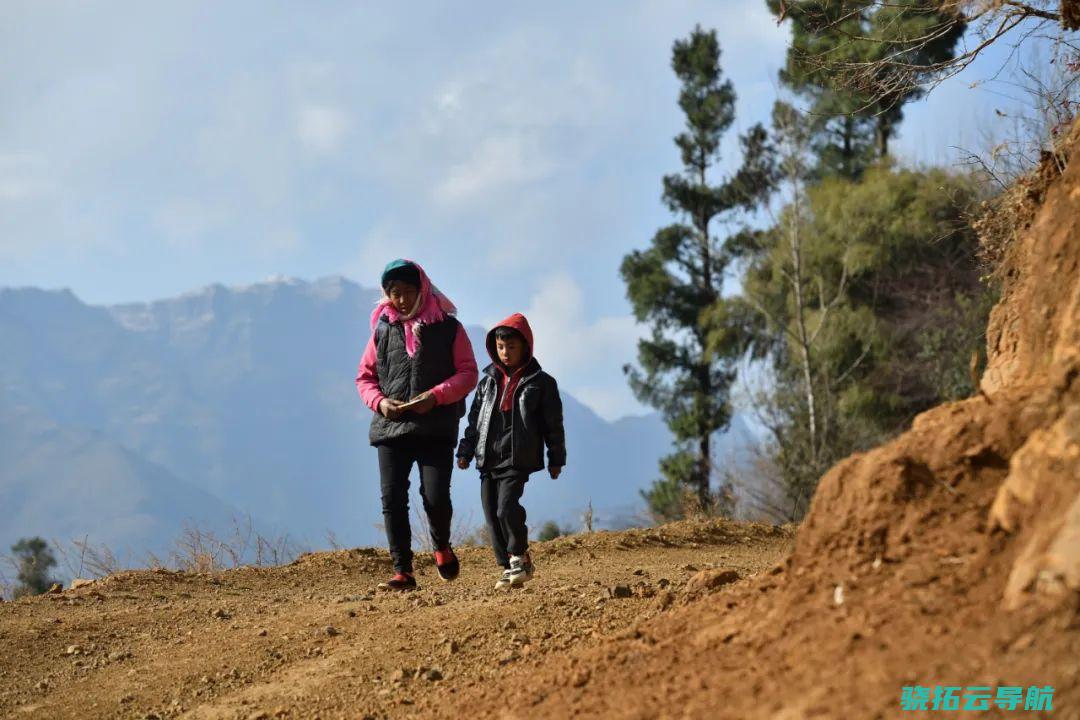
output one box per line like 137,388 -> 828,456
368,315 -> 465,445
456,357 -> 566,473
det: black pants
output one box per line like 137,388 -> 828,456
377,436 -> 454,574
480,472 -> 528,568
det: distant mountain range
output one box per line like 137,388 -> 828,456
0,276 -> 758,567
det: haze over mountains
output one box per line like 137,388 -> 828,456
0,276 -> 757,565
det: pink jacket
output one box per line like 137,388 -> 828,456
354,323 -> 478,411
355,260 -> 478,412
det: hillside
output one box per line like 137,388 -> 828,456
0,520 -> 791,719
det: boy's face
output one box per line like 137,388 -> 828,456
386,281 -> 419,315
496,335 -> 526,369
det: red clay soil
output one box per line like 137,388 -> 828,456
440,121 -> 1080,719
0,521 -> 791,719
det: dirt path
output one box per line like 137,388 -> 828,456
0,520 -> 791,720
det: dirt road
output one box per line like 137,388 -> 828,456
0,520 -> 791,719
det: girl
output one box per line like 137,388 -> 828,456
355,259 -> 478,590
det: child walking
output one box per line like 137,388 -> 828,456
456,313 -> 566,589
355,259 -> 478,591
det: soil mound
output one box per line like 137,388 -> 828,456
442,121 -> 1080,719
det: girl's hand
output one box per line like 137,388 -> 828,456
379,398 -> 404,420
457,457 -> 470,470
408,391 -> 438,415
549,466 -> 562,480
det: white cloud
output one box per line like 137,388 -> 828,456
514,272 -> 646,421
349,222 -> 424,285
296,104 -> 349,156
0,153 -> 54,202
433,133 -> 556,208
382,25 -> 612,215
573,385 -> 649,421
153,198 -> 221,248
264,227 -> 303,255
288,61 -> 337,89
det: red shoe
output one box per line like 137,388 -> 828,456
377,572 -> 417,591
434,546 -> 460,581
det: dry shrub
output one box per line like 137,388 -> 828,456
49,536 -> 123,580
974,142 -> 1073,277
682,485 -> 735,522
409,506 -> 484,551
0,563 -> 14,601
169,515 -> 302,572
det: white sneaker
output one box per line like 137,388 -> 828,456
494,568 -> 513,590
507,554 -> 534,587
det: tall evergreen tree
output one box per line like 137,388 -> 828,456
12,537 -> 57,597
621,27 -> 774,518
768,1 -> 965,176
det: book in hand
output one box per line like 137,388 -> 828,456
394,396 -> 427,412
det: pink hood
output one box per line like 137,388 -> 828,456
369,260 -> 458,357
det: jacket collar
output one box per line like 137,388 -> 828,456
483,356 -> 541,380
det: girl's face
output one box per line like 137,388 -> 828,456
387,281 -> 420,315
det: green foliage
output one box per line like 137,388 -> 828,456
735,160 -> 993,512
915,289 -> 999,400
640,480 -> 688,523
641,449 -> 738,522
767,0 -> 964,176
623,26 -> 775,518
12,537 -> 57,597
537,521 -> 567,542
639,450 -> 696,522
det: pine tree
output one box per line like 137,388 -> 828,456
12,537 -> 57,597
621,27 -> 774,519
768,0 -> 965,176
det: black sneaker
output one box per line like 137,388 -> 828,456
434,546 -> 460,581
377,572 -> 417,591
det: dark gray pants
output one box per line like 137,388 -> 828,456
377,436 -> 454,574
480,472 -> 528,568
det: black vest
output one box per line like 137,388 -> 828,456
368,315 -> 464,445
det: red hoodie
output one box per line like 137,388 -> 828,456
486,313 -> 534,412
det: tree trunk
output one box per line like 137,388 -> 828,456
696,160 -> 715,507
788,177 -> 818,468
699,431 -> 712,507
875,118 -> 889,158
842,116 -> 853,178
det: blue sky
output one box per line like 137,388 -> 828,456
0,1 -> 1057,420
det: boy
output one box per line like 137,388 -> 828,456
456,313 -> 566,589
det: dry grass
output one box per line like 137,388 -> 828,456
36,515 -> 307,589
168,515 -> 304,572
51,535 -> 123,579
409,506 -> 487,552
974,133 -> 1075,278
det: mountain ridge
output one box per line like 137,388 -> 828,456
0,276 -> 756,562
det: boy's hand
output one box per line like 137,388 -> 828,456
549,466 -> 562,480
379,398 -> 404,420
457,457 -> 470,470
407,391 -> 438,415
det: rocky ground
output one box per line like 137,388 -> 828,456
0,520 -> 791,719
